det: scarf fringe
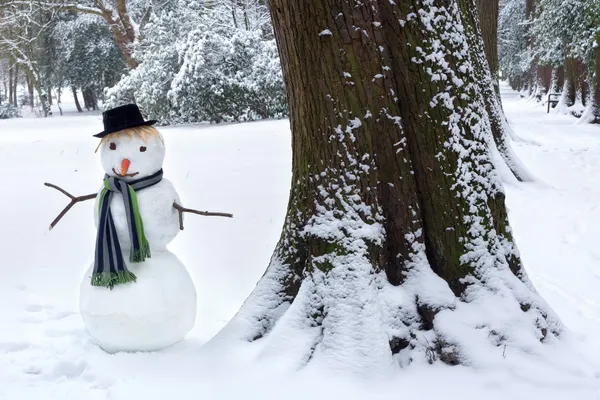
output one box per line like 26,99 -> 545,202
129,241 -> 151,263
91,271 -> 137,290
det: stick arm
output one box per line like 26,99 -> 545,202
172,202 -> 233,230
44,183 -> 97,231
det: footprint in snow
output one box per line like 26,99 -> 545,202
25,304 -> 45,312
24,366 -> 44,375
0,342 -> 30,353
52,360 -> 87,379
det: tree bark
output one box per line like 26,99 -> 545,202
219,0 -> 558,369
475,0 -> 499,79
72,87 -> 83,113
96,3 -> 139,69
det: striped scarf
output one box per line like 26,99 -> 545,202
92,169 -> 163,289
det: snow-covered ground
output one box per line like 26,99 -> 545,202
2,84 -> 600,399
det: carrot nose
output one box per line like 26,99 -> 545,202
121,159 -> 130,175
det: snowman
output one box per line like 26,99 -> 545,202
45,104 -> 232,353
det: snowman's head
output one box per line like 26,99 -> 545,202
97,126 -> 165,181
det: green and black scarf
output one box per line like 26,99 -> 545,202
92,169 -> 163,289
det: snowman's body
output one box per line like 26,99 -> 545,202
79,128 -> 197,353
92,179 -> 181,251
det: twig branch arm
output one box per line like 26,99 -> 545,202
44,183 -> 97,231
173,202 -> 233,230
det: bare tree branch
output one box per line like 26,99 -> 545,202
139,6 -> 153,32
0,1 -> 104,16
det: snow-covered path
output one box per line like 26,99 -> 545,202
2,85 -> 600,399
502,85 -> 600,350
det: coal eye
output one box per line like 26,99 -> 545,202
109,142 -> 116,150
140,146 -> 147,152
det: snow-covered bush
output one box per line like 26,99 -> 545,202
105,0 -> 287,125
0,104 -> 21,119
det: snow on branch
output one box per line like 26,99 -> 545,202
0,1 -> 104,17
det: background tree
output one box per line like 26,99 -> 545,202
0,0 -> 153,69
47,12 -> 126,111
217,0 -> 558,368
104,0 -> 286,124
500,0 -> 600,122
0,2 -> 55,115
472,0 -> 533,182
476,0 -> 500,84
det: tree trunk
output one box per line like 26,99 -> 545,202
2,73 -> 6,104
563,57 -> 577,107
83,87 -> 99,110
576,59 -> 588,107
90,89 -> 98,110
8,66 -> 13,106
28,71 -> 49,117
27,76 -> 34,109
592,35 -> 600,123
539,65 -> 552,96
525,0 -> 536,98
97,6 -> 139,69
12,63 -> 18,105
475,0 -> 499,81
82,87 -> 90,110
72,87 -> 83,113
57,87 -> 63,116
464,0 -> 532,181
551,66 -> 564,94
219,0 -> 558,369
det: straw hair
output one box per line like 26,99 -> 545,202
95,125 -> 163,153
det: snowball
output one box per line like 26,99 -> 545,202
79,251 -> 197,353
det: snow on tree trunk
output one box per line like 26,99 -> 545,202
466,0 -> 534,182
557,57 -> 577,112
217,0 -> 560,370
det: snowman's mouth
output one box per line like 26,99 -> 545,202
112,168 -> 139,178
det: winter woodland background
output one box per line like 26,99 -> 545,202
500,0 -> 600,122
0,0 -> 287,123
0,0 -> 599,124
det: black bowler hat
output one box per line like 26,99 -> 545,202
94,104 -> 157,138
